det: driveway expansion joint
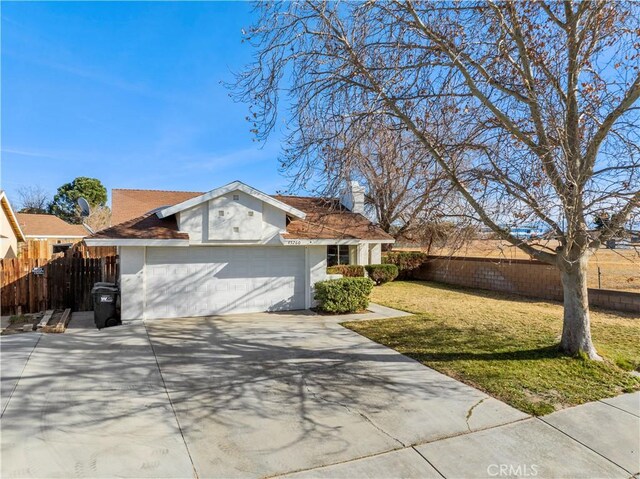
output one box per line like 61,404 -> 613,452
265,446 -> 408,479
1,333 -> 41,418
411,446 -> 446,479
143,320 -> 199,479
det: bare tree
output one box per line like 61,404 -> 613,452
319,117 -> 450,237
234,1 -> 640,359
84,205 -> 111,232
16,185 -> 50,214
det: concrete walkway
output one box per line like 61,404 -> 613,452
1,307 -> 638,478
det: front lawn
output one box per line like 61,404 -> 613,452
343,281 -> 640,415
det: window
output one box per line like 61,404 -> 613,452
248,211 -> 254,217
233,194 -> 240,201
52,243 -> 72,254
233,227 -> 240,233
218,210 -> 225,217
327,245 -> 350,266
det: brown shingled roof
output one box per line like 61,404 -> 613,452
89,213 -> 188,240
16,213 -> 87,237
275,196 -> 393,241
103,188 -> 392,242
111,189 -> 203,225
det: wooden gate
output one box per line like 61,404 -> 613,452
0,256 -> 119,315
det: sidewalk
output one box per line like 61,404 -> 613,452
280,392 -> 639,478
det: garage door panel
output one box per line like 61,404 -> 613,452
145,246 -> 305,319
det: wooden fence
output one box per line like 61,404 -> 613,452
1,256 -> 118,315
19,239 -> 117,260
70,242 -> 118,259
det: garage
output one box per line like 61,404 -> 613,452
144,246 -> 306,319
85,181 -> 394,321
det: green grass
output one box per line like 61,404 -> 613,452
8,315 -> 32,324
343,281 -> 640,415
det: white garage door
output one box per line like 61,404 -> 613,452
145,246 -> 306,319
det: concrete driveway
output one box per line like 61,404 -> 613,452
144,310 -> 526,478
2,308 -> 637,478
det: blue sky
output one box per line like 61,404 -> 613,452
1,1 -> 289,207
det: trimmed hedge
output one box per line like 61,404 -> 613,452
365,264 -> 399,285
314,277 -> 374,313
382,251 -> 429,279
326,265 -> 366,277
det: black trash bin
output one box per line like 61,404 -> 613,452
92,284 -> 121,329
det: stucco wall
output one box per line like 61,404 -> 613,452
307,245 -> 327,308
369,243 -> 382,264
355,244 -> 369,265
119,246 -> 145,321
0,208 -> 18,259
178,189 -> 286,245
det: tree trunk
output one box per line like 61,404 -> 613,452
559,256 -> 601,360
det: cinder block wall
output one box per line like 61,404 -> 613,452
587,288 -> 640,313
414,256 -> 640,314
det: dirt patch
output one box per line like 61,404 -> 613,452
1,313 -> 41,335
1,309 -> 71,335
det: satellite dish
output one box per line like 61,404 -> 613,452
77,197 -> 91,217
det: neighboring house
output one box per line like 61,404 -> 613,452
86,180 -> 394,321
16,213 -> 89,258
0,191 -> 26,259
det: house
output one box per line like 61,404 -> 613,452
85,180 -> 394,321
0,191 -> 26,259
16,213 -> 89,258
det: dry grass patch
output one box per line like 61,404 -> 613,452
344,281 -> 640,415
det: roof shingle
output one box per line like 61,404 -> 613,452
90,213 -> 188,240
274,196 -> 393,241
111,189 -> 202,226
16,213 -> 87,237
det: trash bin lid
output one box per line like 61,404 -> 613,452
92,285 -> 119,294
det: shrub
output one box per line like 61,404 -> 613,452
326,265 -> 365,277
314,277 -> 374,313
365,264 -> 399,285
382,252 -> 428,279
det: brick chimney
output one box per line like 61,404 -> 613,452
340,181 -> 365,214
